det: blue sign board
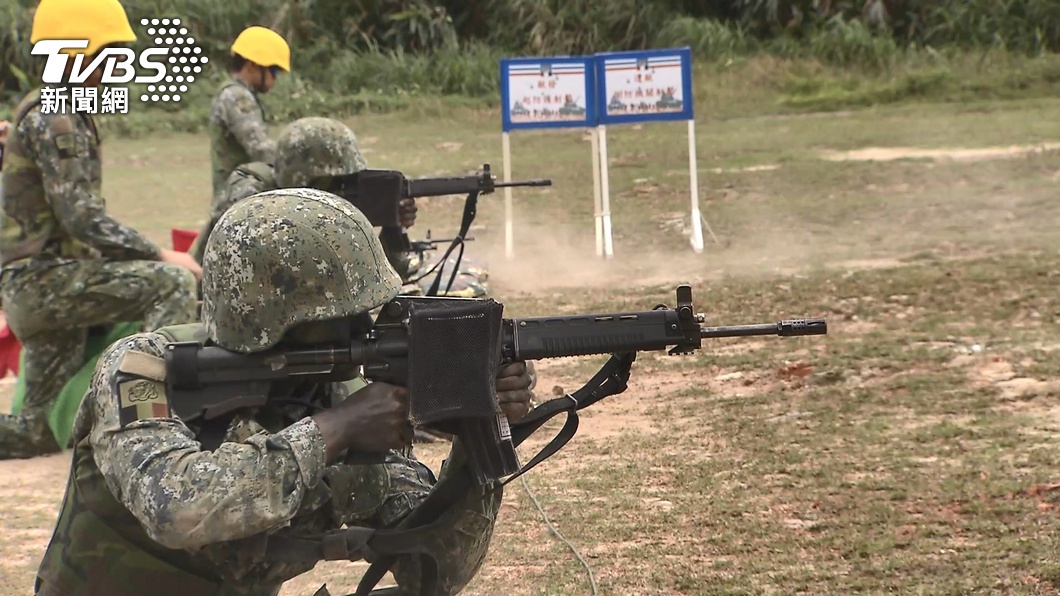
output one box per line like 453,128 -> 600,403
500,57 -> 597,132
593,47 -> 694,125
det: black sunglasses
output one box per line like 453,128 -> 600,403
268,66 -> 282,77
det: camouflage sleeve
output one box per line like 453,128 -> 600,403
209,169 -> 268,223
192,171 -> 269,263
87,333 -> 327,551
25,111 -> 160,261
218,86 -> 276,163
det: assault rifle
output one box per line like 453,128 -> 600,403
332,164 -> 549,296
333,163 -> 550,229
163,285 -> 827,487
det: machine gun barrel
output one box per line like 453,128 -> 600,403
405,165 -> 552,198
700,319 -> 828,339
493,179 -> 552,189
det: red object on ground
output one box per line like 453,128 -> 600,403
0,320 -> 19,377
171,228 -> 200,253
0,227 -> 201,378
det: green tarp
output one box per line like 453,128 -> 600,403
10,322 -> 143,448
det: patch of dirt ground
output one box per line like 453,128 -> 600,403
937,351 -> 1060,441
822,142 -> 1060,163
952,353 -> 1060,401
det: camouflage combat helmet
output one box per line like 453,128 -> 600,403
274,117 -> 367,188
200,187 -> 402,353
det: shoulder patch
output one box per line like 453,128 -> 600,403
54,132 -> 87,159
118,350 -> 167,381
234,93 -> 258,113
117,378 -> 171,426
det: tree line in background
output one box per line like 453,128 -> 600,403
2,0 -> 1058,112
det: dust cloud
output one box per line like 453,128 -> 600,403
472,218 -> 820,296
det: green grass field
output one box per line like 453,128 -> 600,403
1,69 -> 1060,595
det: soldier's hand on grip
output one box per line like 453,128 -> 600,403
496,361 -> 536,424
398,198 -> 417,228
316,382 -> 413,458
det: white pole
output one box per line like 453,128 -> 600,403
502,132 -> 514,260
687,119 -> 705,254
590,128 -> 603,257
598,125 -> 614,258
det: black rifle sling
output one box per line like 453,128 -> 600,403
425,191 -> 478,297
500,350 -> 637,488
348,351 -> 637,596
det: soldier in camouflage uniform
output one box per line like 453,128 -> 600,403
0,119 -> 9,197
34,188 -> 537,596
208,26 -> 291,200
0,0 -> 202,460
193,116 -> 417,277
0,119 -> 9,170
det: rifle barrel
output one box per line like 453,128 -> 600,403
700,319 -> 827,339
494,179 -> 552,188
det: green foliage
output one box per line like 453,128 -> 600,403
776,51 -> 1060,111
654,17 -> 752,61
805,16 -> 901,70
872,0 -> 1060,54
2,0 -> 1059,130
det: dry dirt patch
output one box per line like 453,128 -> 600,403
951,353 -> 1060,401
822,142 -> 1060,163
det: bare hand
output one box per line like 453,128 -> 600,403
398,198 -> 417,228
313,382 -> 412,460
159,248 -> 203,281
496,361 -> 536,424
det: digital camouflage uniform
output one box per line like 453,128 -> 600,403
190,161 -> 275,264
208,78 -> 276,200
192,117 -> 368,266
34,189 -> 503,595
0,88 -> 198,459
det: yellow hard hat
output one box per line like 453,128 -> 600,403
30,0 -> 137,56
231,26 -> 291,72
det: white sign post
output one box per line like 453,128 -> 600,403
687,119 -> 704,253
501,132 -> 515,259
590,128 -> 605,256
597,125 -> 615,258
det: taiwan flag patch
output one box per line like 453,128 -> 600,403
117,378 -> 172,426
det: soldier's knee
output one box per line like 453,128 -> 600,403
391,485 -> 504,595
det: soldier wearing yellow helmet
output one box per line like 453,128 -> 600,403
207,26 -> 291,201
0,0 -> 202,459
